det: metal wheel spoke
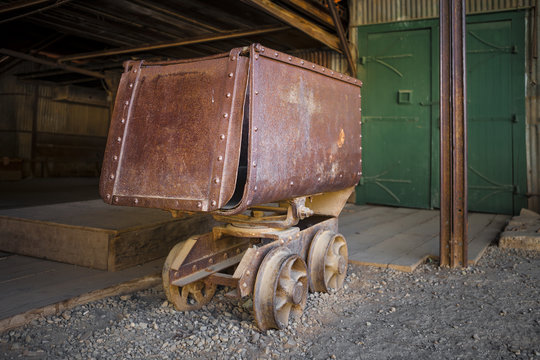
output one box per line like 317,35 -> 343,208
325,254 -> 339,271
327,272 -> 338,289
275,294 -> 289,310
275,302 -> 292,326
192,289 -> 205,303
324,267 -> 335,285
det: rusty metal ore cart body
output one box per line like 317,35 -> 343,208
100,43 -> 362,330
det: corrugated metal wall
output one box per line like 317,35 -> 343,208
0,63 -> 110,178
350,0 -> 534,26
349,0 -> 540,211
288,48 -> 348,74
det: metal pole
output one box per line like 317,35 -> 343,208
439,0 -> 468,267
326,0 -> 357,77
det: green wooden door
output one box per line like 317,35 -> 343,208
356,27 -> 433,208
356,12 -> 526,215
464,19 -> 527,213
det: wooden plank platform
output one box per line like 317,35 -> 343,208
342,205 -> 510,272
0,200 -> 216,271
0,252 -> 162,332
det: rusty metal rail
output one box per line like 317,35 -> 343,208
439,0 -> 468,267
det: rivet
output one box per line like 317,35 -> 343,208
133,69 -> 137,73
109,174 -> 115,179
317,177 -> 321,181
209,258 -> 214,264
228,72 -> 233,78
254,186 -> 258,191
288,236 -> 292,240
256,251 -> 260,256
197,202 -> 202,208
296,234 -> 300,238
252,161 -> 257,167
106,194 -> 111,200
360,134 -> 363,138
255,54 -> 259,60
129,83 -> 133,88
301,60 -> 304,65
290,181 -> 294,186
288,56 -> 292,61
322,68 -> 325,72
219,134 -> 225,140
121,118 -> 125,124
357,172 -> 361,176
354,79 -> 358,83
312,64 -> 315,69
255,91 -> 259,95
280,239 -> 285,244
340,74 -> 343,78
114,196 -> 119,203
223,253 -> 228,258
274,52 -> 278,57
223,113 -> 228,118
360,159 -> 363,163
226,93 -> 231,98
254,127 -> 258,132
261,47 -> 265,52
231,56 -> 236,61
116,137 -> 122,143
236,248 -> 241,254
242,282 -> 247,288
246,270 -> 250,276
211,200 -> 217,206
358,94 -> 361,98
347,77 -> 350,81
214,177 -> 220,184
359,108 -> 362,111
217,155 -> 223,161
113,155 -> 118,161
134,198 -> 139,204
339,174 -> 343,178
331,71 -> 334,75
124,101 -> 129,105
192,265 -> 197,271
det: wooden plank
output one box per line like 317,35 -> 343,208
0,273 -> 161,332
110,215 -> 215,271
241,0 -> 341,51
345,210 -> 438,255
468,214 -> 510,264
0,255 -> 163,321
0,217 -> 111,270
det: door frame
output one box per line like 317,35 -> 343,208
355,10 -> 527,214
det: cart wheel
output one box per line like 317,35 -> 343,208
253,247 -> 308,330
162,239 -> 216,311
308,230 -> 348,293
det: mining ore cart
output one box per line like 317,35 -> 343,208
100,43 -> 362,330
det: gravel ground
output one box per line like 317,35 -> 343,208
1,245 -> 539,359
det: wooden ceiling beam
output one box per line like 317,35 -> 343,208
59,25 -> 289,62
0,0 -> 49,14
281,0 -> 334,28
241,0 -> 341,52
0,48 -> 106,79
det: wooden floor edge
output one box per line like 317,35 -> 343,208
0,273 -> 161,333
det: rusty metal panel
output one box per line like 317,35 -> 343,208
100,48 -> 249,212
218,44 -> 362,214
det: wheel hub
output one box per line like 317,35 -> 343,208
337,256 -> 347,275
291,281 -> 304,305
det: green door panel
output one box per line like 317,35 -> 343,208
466,20 -> 516,214
356,11 -> 527,215
356,28 -> 432,208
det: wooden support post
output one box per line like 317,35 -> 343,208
439,0 -> 468,267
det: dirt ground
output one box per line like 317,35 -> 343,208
1,245 -> 539,359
